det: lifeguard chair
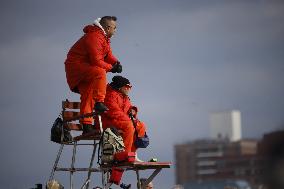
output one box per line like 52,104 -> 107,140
48,99 -> 171,189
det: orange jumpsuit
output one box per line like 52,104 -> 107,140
102,85 -> 146,152
65,25 -> 117,124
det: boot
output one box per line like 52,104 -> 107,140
82,124 -> 94,134
94,102 -> 109,113
120,183 -> 131,189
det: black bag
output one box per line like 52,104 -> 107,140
51,117 -> 72,143
134,133 -> 149,148
130,114 -> 150,148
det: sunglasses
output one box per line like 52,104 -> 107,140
124,84 -> 132,89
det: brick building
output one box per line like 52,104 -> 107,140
175,139 -> 264,189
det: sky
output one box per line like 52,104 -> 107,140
0,0 -> 284,188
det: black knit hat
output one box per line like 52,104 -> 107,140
110,75 -> 131,90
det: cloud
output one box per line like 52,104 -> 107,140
0,0 -> 284,188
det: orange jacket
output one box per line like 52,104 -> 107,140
65,25 -> 117,70
103,84 -> 132,122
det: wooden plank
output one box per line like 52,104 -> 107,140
132,162 -> 171,169
62,101 -> 80,109
126,162 -> 171,170
64,123 -> 82,131
73,130 -> 102,141
63,111 -> 80,120
63,112 -> 96,122
101,162 -> 171,170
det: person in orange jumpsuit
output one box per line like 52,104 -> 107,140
64,16 -> 122,134
102,76 -> 147,154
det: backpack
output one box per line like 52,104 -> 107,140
99,127 -> 125,164
51,117 -> 72,143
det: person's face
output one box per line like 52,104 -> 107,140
146,182 -> 153,189
130,108 -> 137,117
119,85 -> 131,96
105,20 -> 117,38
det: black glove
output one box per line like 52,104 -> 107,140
110,62 -> 122,73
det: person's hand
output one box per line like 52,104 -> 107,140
128,111 -> 134,118
110,62 -> 122,73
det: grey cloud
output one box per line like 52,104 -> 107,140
1,0 -> 284,188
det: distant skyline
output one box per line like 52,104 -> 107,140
0,0 -> 284,188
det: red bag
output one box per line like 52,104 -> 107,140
109,167 -> 124,185
114,152 -> 136,163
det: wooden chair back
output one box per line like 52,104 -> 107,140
62,99 -> 83,131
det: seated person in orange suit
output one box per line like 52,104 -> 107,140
102,76 -> 147,158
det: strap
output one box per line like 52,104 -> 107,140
130,114 -> 139,138
97,130 -> 105,165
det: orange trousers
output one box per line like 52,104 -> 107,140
102,119 -> 146,152
77,66 -> 107,124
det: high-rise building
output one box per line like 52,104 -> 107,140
210,110 -> 242,142
175,139 -> 263,189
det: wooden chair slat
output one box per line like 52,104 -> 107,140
64,123 -> 82,131
62,101 -> 81,109
73,130 -> 101,141
63,111 -> 80,120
